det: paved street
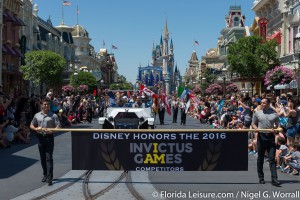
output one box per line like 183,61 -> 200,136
0,112 -> 299,200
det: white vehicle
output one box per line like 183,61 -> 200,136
98,107 -> 155,129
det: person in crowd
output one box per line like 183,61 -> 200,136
50,97 -> 60,114
0,120 -> 10,148
281,143 -> 298,174
252,98 -> 281,186
158,98 -> 165,125
18,115 -> 31,141
86,98 -> 94,123
171,97 -> 179,123
227,114 -> 238,129
6,102 -> 16,120
275,136 -> 288,169
0,97 -> 12,123
283,101 -> 297,146
30,98 -> 60,186
67,111 -> 77,124
286,143 -> 300,175
179,99 -> 187,125
132,96 -> 145,108
3,119 -> 30,144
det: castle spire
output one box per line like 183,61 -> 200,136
164,19 -> 169,39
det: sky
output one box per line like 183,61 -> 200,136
33,0 -> 256,83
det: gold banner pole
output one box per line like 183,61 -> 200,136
42,128 -> 283,133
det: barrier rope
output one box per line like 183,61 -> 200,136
41,128 -> 283,133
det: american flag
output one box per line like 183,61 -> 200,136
112,45 -> 118,49
63,1 -> 71,6
161,93 -> 171,116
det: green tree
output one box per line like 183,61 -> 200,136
20,50 -> 66,94
109,82 -> 133,90
118,75 -> 127,83
70,71 -> 97,91
227,35 -> 280,94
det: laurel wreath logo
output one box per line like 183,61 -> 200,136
99,140 -> 123,170
198,141 -> 222,171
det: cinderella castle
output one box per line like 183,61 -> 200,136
136,21 -> 182,95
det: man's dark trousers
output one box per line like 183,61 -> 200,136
38,135 -> 54,179
257,133 -> 277,180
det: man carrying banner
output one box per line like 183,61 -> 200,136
158,98 -> 165,125
251,98 -> 281,187
30,98 -> 61,186
171,97 -> 179,123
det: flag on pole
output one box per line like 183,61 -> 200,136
177,85 -> 184,97
112,45 -> 118,49
185,100 -> 190,114
76,7 -> 80,14
127,90 -> 131,99
161,93 -> 171,116
180,88 -> 189,102
103,40 -> 105,47
63,1 -> 71,6
194,40 -> 199,45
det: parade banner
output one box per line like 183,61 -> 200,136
72,131 -> 248,171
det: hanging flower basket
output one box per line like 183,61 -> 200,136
77,84 -> 88,92
226,83 -> 239,93
205,83 -> 223,95
62,85 -> 75,93
264,66 -> 295,86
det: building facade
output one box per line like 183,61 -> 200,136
1,0 -> 25,96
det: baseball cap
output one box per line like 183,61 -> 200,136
254,98 -> 261,103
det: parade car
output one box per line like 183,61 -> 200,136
98,107 -> 155,129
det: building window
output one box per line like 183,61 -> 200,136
234,17 -> 239,26
242,82 -> 245,89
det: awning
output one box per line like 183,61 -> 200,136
274,84 -> 289,90
267,32 -> 281,44
289,80 -> 298,89
12,47 -> 23,57
3,11 -> 14,21
12,16 -> 26,26
2,45 -> 8,53
3,44 -> 16,56
3,11 -> 26,26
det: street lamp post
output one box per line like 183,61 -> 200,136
222,67 -> 227,96
98,79 -> 104,97
73,65 -> 78,94
200,76 -> 206,97
294,30 -> 300,103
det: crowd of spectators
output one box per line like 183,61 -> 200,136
1,88 -> 299,176
183,91 -> 300,176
